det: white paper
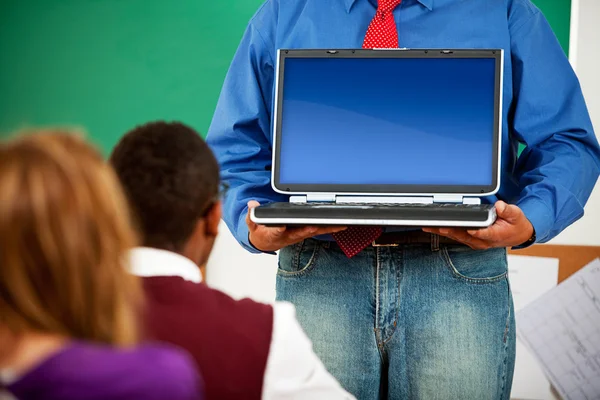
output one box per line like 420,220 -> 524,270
509,255 -> 560,313
508,255 -> 560,400
517,258 -> 600,400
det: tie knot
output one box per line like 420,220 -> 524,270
377,0 -> 401,14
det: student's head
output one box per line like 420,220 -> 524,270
0,131 -> 141,349
109,121 -> 221,267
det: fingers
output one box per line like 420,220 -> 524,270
285,225 -> 347,242
495,201 -> 522,223
246,200 -> 261,231
269,226 -> 287,236
466,226 -> 495,240
437,228 -> 472,245
443,229 -> 490,249
425,201 -> 529,249
424,227 -> 491,250
314,225 -> 347,235
246,200 -> 347,250
287,226 -> 319,241
247,200 -> 286,237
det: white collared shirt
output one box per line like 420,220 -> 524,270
128,247 -> 355,400
129,247 -> 202,283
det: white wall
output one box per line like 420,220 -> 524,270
551,0 -> 600,246
206,0 -> 600,298
206,221 -> 277,302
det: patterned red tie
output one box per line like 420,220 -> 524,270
332,0 -> 402,258
362,0 -> 402,49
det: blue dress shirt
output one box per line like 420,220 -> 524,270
207,0 -> 600,253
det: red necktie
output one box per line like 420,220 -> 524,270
332,0 -> 402,258
363,0 -> 402,49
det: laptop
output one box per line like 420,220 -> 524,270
251,48 -> 503,228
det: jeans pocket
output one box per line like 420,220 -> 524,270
277,239 -> 321,277
440,246 -> 508,283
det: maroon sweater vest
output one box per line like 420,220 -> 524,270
142,276 -> 273,400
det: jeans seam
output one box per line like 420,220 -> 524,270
277,242 -> 321,277
440,247 -> 508,284
431,233 -> 440,252
292,240 -> 303,270
381,325 -> 398,346
381,251 -> 402,347
374,248 -> 388,365
499,280 -> 512,399
503,294 -> 511,344
375,247 -> 381,341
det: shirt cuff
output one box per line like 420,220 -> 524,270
237,211 -> 277,255
515,196 -> 554,248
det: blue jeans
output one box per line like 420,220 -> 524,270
276,238 -> 515,400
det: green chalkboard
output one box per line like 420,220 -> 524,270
534,0 -> 571,55
0,0 -> 264,152
0,0 -> 571,154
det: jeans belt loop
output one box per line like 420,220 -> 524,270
431,233 -> 440,252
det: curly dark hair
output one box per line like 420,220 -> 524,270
110,121 -> 219,252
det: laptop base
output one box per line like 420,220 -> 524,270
251,202 -> 497,228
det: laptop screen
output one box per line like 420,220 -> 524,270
274,50 -> 501,195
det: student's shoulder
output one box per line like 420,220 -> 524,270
201,283 -> 274,321
145,276 -> 273,320
135,344 -> 200,377
109,343 -> 202,399
35,342 -> 201,399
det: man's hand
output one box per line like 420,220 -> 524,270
423,201 -> 534,250
246,201 -> 347,252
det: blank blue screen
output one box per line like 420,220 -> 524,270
278,57 -> 496,186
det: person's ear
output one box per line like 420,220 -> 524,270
205,201 -> 222,237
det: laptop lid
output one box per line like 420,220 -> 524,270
272,49 -> 503,197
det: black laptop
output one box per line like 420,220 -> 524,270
251,48 -> 503,228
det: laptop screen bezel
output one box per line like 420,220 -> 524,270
271,49 -> 503,197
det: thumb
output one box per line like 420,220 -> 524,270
246,201 -> 285,235
495,201 -> 522,223
246,200 -> 260,231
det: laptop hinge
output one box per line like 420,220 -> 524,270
289,194 -> 336,203
433,195 -> 481,205
335,196 -> 433,204
290,194 -> 480,205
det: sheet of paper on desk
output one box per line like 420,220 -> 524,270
517,258 -> 600,400
508,255 -> 559,400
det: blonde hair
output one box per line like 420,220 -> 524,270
0,130 -> 141,347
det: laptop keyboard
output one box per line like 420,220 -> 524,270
292,202 -> 490,211
255,201 -> 496,225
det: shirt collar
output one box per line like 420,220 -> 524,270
345,0 -> 433,12
128,247 -> 202,284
